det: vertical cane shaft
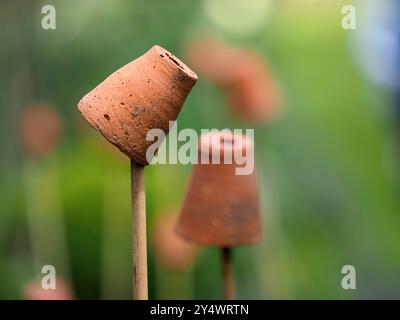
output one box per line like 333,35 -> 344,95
222,247 -> 235,300
131,160 -> 148,300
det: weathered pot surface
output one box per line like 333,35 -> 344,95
175,131 -> 262,247
78,45 -> 197,165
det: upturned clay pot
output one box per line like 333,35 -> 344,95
19,103 -> 63,158
224,51 -> 281,122
24,277 -> 74,300
186,38 -> 242,85
175,132 -> 262,247
78,46 -> 198,165
186,38 -> 281,122
152,211 -> 197,271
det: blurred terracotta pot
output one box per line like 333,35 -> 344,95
24,278 -> 74,300
19,103 -> 63,158
78,45 -> 198,165
186,38 -> 281,122
186,38 -> 242,85
224,51 -> 281,122
152,212 -> 197,271
175,132 -> 262,247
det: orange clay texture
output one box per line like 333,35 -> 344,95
176,133 -> 262,247
78,46 -> 197,165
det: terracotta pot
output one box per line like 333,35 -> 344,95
186,37 -> 242,85
224,51 -> 281,122
175,131 -> 262,247
19,103 -> 63,158
186,38 -> 281,122
78,46 -> 198,165
152,211 -> 197,271
24,278 -> 74,300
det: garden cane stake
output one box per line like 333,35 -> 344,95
222,247 -> 234,300
131,160 -> 147,298
176,132 -> 262,300
77,45 -> 197,299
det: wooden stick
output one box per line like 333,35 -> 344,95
131,160 -> 148,300
222,247 -> 235,300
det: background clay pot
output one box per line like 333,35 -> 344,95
78,45 -> 198,165
186,38 -> 242,85
19,103 -> 63,158
186,38 -> 281,122
175,132 -> 262,247
24,278 -> 74,300
152,212 -> 197,271
224,51 -> 282,122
